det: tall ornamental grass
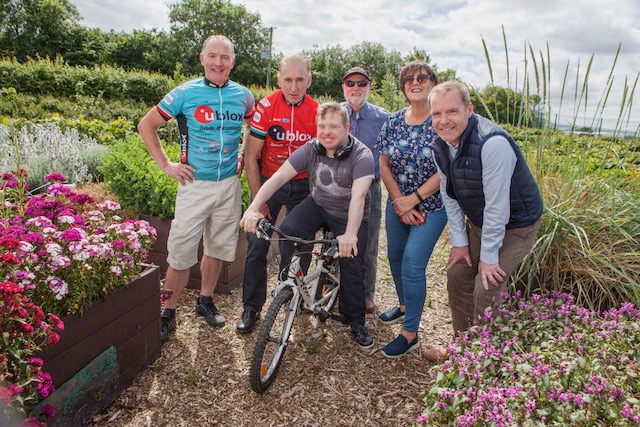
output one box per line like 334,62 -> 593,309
477,32 -> 639,310
416,34 -> 640,427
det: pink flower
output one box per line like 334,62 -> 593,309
47,332 -> 60,345
40,404 -> 56,420
45,172 -> 67,182
28,357 -> 44,366
97,200 -> 121,211
36,372 -> 54,398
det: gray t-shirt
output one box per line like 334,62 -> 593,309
288,136 -> 374,220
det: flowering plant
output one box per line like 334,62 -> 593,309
416,291 -> 640,426
1,171 -> 157,316
0,170 -> 156,424
1,281 -> 62,425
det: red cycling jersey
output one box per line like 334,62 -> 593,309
249,90 -> 318,180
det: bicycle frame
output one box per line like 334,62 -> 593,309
249,218 -> 341,393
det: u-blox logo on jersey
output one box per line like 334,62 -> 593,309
268,125 -> 313,142
195,106 -> 244,123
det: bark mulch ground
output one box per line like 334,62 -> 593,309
86,186 -> 454,427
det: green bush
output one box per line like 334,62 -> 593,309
0,91 -> 150,125
100,136 -> 251,219
0,57 -> 172,104
79,144 -> 110,182
99,136 -> 178,219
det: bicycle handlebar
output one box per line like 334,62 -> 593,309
256,218 -> 338,247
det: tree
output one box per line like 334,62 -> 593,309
304,42 -> 404,99
167,0 -> 266,84
470,85 -> 542,127
345,42 -> 403,88
303,44 -> 348,98
105,29 -> 175,74
63,26 -> 110,67
0,0 -> 81,59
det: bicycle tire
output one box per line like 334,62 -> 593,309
249,286 -> 296,393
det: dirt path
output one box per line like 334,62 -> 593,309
91,197 -> 453,427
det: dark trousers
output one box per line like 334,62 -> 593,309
242,178 -> 310,311
279,196 -> 369,327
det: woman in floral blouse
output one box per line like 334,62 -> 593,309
375,61 -> 447,358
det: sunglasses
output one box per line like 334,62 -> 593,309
344,80 -> 369,87
403,74 -> 432,85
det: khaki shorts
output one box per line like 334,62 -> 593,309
167,176 -> 242,270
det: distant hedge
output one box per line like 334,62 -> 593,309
0,57 -> 172,104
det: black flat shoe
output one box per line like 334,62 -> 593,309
235,308 -> 260,334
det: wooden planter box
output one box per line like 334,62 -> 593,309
36,265 -> 161,426
141,214 -> 246,293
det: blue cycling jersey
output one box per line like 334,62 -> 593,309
157,77 -> 255,181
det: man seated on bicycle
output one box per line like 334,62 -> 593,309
240,102 -> 375,348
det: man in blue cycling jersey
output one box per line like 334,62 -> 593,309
138,34 -> 255,342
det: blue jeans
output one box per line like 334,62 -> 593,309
364,181 -> 382,299
280,196 -> 369,326
385,200 -> 447,332
242,177 -> 310,311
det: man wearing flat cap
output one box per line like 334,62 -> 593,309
341,66 -> 390,314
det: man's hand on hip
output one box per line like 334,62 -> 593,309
162,162 -> 195,186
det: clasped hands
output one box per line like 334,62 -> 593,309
392,194 -> 423,225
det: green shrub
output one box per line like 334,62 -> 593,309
99,136 -> 178,219
0,57 -> 172,104
79,144 -> 110,182
100,136 -> 251,219
0,91 -> 150,125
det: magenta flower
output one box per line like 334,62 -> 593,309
40,404 -> 56,420
45,172 -> 67,182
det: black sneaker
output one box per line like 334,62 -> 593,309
160,310 -> 176,342
350,324 -> 374,349
195,296 -> 225,327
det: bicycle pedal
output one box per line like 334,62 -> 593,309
329,311 -> 349,324
318,310 -> 330,322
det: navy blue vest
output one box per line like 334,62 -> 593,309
430,114 -> 543,229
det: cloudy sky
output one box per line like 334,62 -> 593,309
72,0 -> 639,133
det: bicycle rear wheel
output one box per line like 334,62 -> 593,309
249,285 -> 297,393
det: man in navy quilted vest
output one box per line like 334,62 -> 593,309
427,80 -> 543,362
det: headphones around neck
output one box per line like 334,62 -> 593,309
312,136 -> 353,160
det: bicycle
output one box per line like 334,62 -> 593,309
249,218 -> 342,393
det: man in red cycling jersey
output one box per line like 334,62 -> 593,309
236,53 -> 319,334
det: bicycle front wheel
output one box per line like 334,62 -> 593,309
249,285 -> 297,393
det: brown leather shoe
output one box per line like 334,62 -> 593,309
425,346 -> 448,363
365,298 -> 376,314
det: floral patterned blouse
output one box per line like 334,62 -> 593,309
375,108 -> 444,213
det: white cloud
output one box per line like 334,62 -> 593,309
70,0 -> 640,132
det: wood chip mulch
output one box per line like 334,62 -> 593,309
89,191 -> 454,427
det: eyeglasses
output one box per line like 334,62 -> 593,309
403,74 -> 432,85
344,80 -> 369,87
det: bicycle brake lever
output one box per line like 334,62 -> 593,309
256,218 -> 271,240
